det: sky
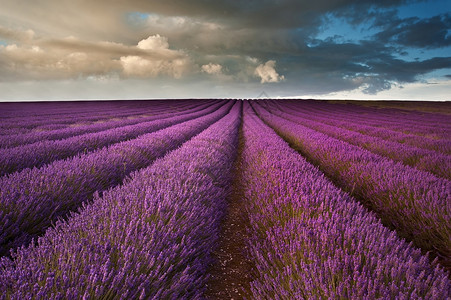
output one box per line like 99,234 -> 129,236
0,0 -> 450,101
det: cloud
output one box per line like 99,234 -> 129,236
0,42 -> 120,81
137,34 -> 169,50
120,55 -> 189,79
323,77 -> 451,101
0,0 -> 449,99
0,34 -> 191,80
374,13 -> 451,49
0,26 -> 35,42
254,60 -> 285,83
201,63 -> 222,75
120,35 -> 190,78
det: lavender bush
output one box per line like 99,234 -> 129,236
253,101 -> 451,269
0,101 -> 226,175
0,99 -> 449,299
0,101 -> 241,299
0,101 -> 233,256
0,100 -> 201,133
0,100 -> 216,149
262,100 -> 451,178
240,102 -> 450,298
274,99 -> 451,145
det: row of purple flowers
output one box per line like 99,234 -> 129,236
0,101 -> 233,256
0,101 -> 241,299
0,100 -> 217,149
0,101 -> 226,176
253,101 -> 451,270
261,100 -> 450,178
240,102 -> 449,298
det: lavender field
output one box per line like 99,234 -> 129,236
0,99 -> 450,299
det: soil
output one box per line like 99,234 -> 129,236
204,130 -> 254,299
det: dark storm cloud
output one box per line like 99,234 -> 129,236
187,0 -> 417,29
0,0 -> 449,98
374,13 -> 451,48
262,38 -> 451,94
0,0 -> 422,40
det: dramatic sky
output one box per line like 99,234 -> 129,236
0,0 -> 450,100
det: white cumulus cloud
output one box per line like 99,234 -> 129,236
120,35 -> 190,79
201,63 -> 222,75
254,60 -> 284,83
137,34 -> 169,50
120,55 -> 188,79
0,32 -> 191,81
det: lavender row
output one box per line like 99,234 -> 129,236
0,102 -> 233,257
271,100 -> 451,154
0,108 -> 157,137
0,105 -> 151,131
0,100 -> 154,116
270,100 -> 450,138
281,100 -> 451,139
0,101 -> 241,299
0,101 -> 204,136
239,103 -> 449,298
0,100 -> 197,137
0,101 -> 118,119
0,99 -> 205,120
288,99 -> 451,129
0,100 -> 204,135
0,101 -> 226,176
0,100 -> 188,124
263,101 -> 451,178
0,101 -> 215,149
253,102 -> 451,269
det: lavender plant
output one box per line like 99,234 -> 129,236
263,100 -> 451,178
274,99 -> 451,144
240,102 -> 450,298
0,100 -> 202,132
253,101 -> 451,269
0,101 -> 241,299
0,101 -> 226,175
0,100 -> 216,149
0,101 -> 233,256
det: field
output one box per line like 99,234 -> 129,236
0,99 -> 450,299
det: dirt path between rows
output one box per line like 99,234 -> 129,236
204,130 -> 254,299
